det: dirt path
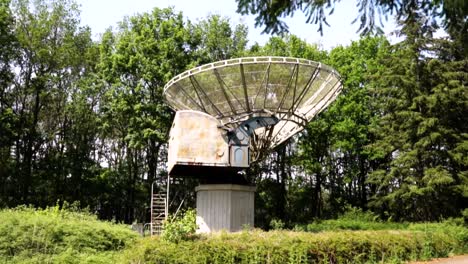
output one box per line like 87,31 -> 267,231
408,255 -> 468,264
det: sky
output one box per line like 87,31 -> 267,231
77,0 -> 399,50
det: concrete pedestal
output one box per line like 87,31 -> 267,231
195,184 -> 256,233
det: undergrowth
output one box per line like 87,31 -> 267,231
121,229 -> 465,264
1,205 -> 466,263
0,203 -> 138,263
124,207 -> 467,263
299,208 -> 409,232
161,209 -> 198,243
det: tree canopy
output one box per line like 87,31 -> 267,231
236,0 -> 468,55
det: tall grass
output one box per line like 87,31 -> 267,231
0,204 -> 138,263
121,229 -> 464,264
121,207 -> 467,263
1,205 -> 466,263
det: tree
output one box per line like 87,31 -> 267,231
236,0 -> 467,55
0,0 -> 17,206
367,5 -> 467,221
293,36 -> 390,220
190,15 -> 248,63
95,7 -> 226,222
2,0 -> 96,207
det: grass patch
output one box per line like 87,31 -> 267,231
0,204 -> 138,263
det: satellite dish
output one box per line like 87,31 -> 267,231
164,56 -> 342,163
161,56 -> 343,233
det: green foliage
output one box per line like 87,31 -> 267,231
122,228 -> 466,264
0,205 -> 138,263
247,34 -> 327,61
338,206 -> 380,222
1,0 -> 101,210
366,6 -> 468,221
463,209 -> 468,224
1,206 -> 466,263
298,208 -> 468,253
236,0 -> 468,55
408,221 -> 468,253
161,209 -> 197,243
305,218 -> 408,233
300,207 -> 405,233
269,218 -> 285,230
191,14 -> 248,62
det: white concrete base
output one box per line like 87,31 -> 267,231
195,184 -> 256,233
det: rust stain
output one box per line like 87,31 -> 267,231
168,110 -> 230,170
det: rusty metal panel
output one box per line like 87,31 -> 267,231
168,110 -> 229,174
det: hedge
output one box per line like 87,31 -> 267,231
121,229 -> 465,264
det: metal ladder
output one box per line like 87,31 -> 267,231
148,176 -> 187,236
150,177 -> 169,236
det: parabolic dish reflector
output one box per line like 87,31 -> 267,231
164,56 -> 342,162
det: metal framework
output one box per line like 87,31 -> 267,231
163,56 -> 342,162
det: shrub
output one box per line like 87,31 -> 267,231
302,206 -> 409,232
408,220 -> 468,252
121,229 -> 466,264
0,205 -> 138,263
269,218 -> 285,230
462,209 -> 468,224
339,206 -> 380,222
161,209 -> 197,243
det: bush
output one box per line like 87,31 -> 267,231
408,220 -> 468,252
269,218 -> 285,230
299,206 -> 408,232
339,206 -> 380,222
121,229 -> 465,263
462,208 -> 468,224
0,205 -> 138,263
305,219 -> 409,232
2,205 -> 466,263
161,209 -> 197,243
